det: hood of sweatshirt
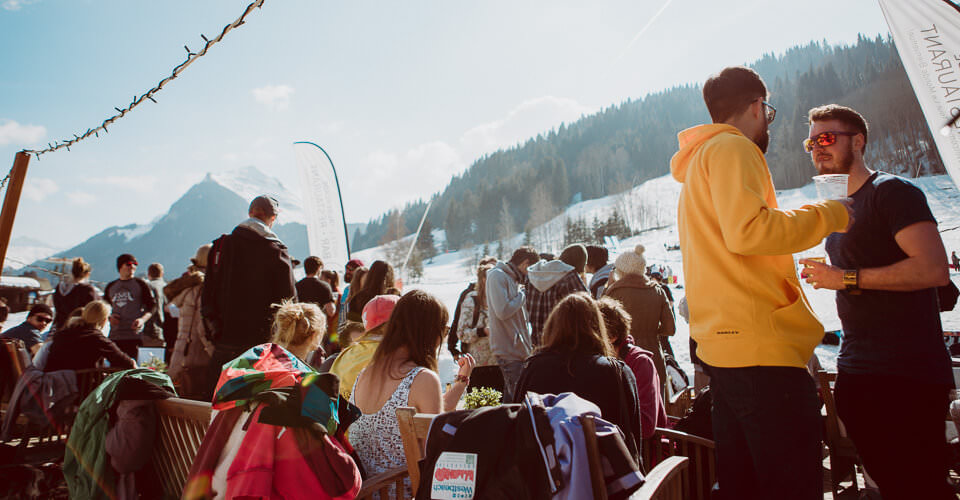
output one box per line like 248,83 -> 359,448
670,124 -> 744,184
57,279 -> 76,295
527,260 -> 575,292
236,217 -> 282,243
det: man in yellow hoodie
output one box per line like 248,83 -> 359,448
669,66 -> 850,499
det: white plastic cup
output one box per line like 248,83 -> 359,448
813,174 -> 849,200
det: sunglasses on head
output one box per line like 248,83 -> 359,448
803,131 -> 858,153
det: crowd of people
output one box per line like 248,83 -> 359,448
2,64 -> 959,499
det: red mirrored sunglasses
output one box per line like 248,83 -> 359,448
803,131 -> 858,153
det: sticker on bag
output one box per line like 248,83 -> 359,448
431,451 -> 477,500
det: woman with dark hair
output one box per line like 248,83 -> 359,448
349,289 -> 475,490
347,261 -> 395,323
597,296 -> 667,438
52,257 -> 99,332
514,292 -> 643,459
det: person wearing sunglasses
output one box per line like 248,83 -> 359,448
669,66 -> 852,500
799,104 -> 954,499
1,303 -> 54,356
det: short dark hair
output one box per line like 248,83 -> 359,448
586,245 -> 608,270
808,104 -> 869,154
509,246 -> 539,266
703,66 -> 767,123
147,263 -> 163,279
304,256 -> 323,275
28,303 -> 53,318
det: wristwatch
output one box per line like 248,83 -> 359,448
842,269 -> 860,292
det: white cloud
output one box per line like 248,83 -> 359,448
1,0 -> 39,11
66,191 -> 97,206
252,84 -> 295,111
459,96 -> 594,162
0,119 -> 46,146
87,175 -> 159,193
357,141 -> 465,211
21,177 -> 58,202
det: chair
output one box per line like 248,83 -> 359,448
816,370 -> 859,498
642,428 -> 716,500
355,467 -> 410,500
629,456 -> 689,500
151,397 -> 212,498
396,406 -> 436,495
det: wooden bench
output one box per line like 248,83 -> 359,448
151,397 -> 212,498
153,398 -> 409,499
642,427 -> 716,500
0,365 -> 114,451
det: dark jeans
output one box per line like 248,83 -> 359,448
835,371 -> 954,500
706,364 -> 823,500
498,359 -> 524,403
202,344 -> 247,402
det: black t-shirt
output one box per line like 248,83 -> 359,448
825,172 -> 952,386
296,277 -> 335,308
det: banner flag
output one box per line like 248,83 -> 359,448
879,0 -> 960,189
293,142 -> 351,268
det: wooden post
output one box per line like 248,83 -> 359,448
0,152 -> 31,272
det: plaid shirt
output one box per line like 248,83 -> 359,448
526,270 -> 587,347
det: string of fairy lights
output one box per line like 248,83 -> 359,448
1,0 -> 267,190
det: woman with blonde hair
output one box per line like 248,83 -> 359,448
52,257 -> 99,332
350,290 -> 475,491
270,300 -> 327,362
44,300 -> 136,372
456,262 -> 504,392
514,292 -> 643,459
190,300 -> 363,499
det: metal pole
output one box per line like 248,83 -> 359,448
0,152 -> 31,272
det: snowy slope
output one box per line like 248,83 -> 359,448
4,237 -> 62,270
209,166 -> 306,224
359,173 -> 960,382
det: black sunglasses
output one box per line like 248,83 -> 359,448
34,315 -> 53,324
803,131 -> 858,153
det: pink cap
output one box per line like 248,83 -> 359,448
362,294 -> 399,331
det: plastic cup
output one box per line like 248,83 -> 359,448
813,174 -> 849,200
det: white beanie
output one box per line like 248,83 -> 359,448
615,244 -> 647,276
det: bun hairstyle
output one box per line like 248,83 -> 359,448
82,300 -> 111,329
72,257 -> 92,280
614,244 -> 648,278
270,300 -> 326,349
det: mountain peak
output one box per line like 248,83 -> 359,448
208,166 -> 305,224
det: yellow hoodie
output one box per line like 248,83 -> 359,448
669,124 -> 849,369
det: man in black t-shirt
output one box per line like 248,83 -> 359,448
296,256 -> 336,317
800,105 -> 954,499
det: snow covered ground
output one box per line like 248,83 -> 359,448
356,173 -> 960,385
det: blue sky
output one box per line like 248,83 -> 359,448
0,0 -> 889,248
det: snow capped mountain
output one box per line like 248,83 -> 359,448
29,166 -> 310,283
208,166 -> 306,224
4,236 -> 63,270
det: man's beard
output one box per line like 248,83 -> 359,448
815,144 -> 854,175
753,127 -> 770,154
